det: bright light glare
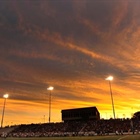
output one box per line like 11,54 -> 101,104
105,76 -> 113,81
3,94 -> 9,98
47,86 -> 54,90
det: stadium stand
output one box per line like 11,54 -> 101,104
6,118 -> 140,137
1,107 -> 140,138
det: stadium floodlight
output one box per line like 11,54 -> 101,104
105,76 -> 113,81
1,94 -> 9,128
106,76 -> 116,119
47,86 -> 54,123
47,86 -> 54,91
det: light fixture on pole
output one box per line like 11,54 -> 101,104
1,94 -> 9,128
105,76 -> 116,119
47,86 -> 54,123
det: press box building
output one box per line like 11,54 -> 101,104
61,106 -> 100,122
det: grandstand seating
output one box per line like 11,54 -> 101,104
5,118 -> 140,137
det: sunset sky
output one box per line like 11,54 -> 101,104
0,0 -> 140,126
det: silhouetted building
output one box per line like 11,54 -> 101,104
61,106 -> 100,122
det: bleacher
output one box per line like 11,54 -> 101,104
5,118 -> 140,137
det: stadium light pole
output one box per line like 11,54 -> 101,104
1,94 -> 9,128
47,86 -> 54,123
105,76 -> 116,119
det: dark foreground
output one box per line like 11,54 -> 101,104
1,135 -> 140,140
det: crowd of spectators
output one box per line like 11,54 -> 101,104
6,118 -> 140,138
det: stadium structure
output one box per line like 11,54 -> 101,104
61,106 -> 100,122
0,106 -> 140,138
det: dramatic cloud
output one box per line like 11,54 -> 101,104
0,0 -> 140,125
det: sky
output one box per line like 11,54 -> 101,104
0,0 -> 140,126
